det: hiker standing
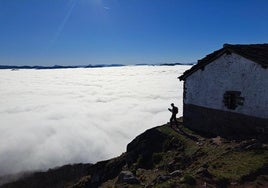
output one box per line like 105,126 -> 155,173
168,103 -> 178,126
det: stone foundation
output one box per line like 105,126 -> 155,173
183,104 -> 268,141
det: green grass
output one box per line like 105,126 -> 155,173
154,179 -> 180,188
157,125 -> 181,138
158,125 -> 268,182
208,150 -> 268,180
158,125 -> 199,158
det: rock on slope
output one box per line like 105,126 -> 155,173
1,121 -> 268,188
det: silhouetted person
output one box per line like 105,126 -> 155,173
168,103 -> 178,126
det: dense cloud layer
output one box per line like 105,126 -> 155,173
0,65 -> 190,176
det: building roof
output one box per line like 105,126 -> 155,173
179,43 -> 268,81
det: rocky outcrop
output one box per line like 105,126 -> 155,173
116,171 -> 140,184
126,126 -> 176,169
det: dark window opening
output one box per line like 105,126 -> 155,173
223,91 -> 244,110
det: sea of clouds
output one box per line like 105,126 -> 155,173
0,65 -> 190,176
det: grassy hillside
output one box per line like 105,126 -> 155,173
100,123 -> 268,188
2,119 -> 268,188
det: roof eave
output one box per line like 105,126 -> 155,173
178,49 -> 227,81
178,44 -> 268,81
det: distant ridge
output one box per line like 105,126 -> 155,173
159,62 -> 195,66
135,63 -> 196,66
135,62 -> 195,66
0,63 -> 194,70
0,64 -> 125,70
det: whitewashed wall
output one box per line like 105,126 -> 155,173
185,53 -> 268,119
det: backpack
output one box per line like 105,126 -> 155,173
174,107 -> 178,114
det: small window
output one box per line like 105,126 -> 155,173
223,91 -> 244,110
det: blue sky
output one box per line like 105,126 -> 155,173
0,0 -> 268,66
